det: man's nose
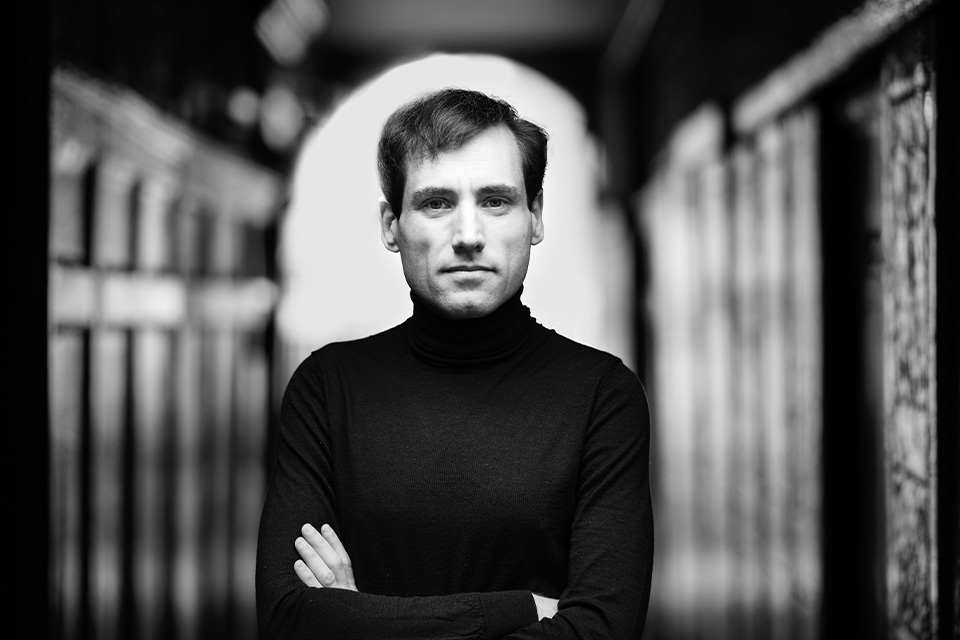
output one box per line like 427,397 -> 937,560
452,202 -> 485,252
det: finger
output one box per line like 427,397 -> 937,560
302,524 -> 349,586
319,524 -> 355,588
294,559 -> 322,588
295,536 -> 337,587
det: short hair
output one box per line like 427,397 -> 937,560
377,88 -> 548,215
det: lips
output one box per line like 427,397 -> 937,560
444,265 -> 493,273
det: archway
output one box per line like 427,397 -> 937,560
277,53 -> 634,368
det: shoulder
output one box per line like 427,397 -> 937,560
534,323 -> 648,408
287,323 -> 407,386
534,324 -> 639,380
313,322 -> 406,364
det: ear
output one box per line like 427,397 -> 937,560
379,197 -> 401,253
529,190 -> 544,246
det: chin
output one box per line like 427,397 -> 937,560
450,307 -> 492,320
439,293 -> 499,319
442,304 -> 491,320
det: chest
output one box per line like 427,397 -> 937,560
326,365 -> 592,539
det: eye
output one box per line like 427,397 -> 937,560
424,198 -> 448,210
485,196 -> 508,208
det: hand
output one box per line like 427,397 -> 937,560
532,593 -> 558,620
293,523 -> 358,591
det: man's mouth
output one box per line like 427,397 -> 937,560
445,265 -> 493,273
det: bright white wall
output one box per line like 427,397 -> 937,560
277,53 -> 635,368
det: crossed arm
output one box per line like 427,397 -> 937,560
257,355 -> 653,639
292,522 -> 559,620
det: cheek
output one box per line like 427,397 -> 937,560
504,228 -> 533,258
399,248 -> 428,274
396,236 -> 436,281
398,222 -> 441,253
503,240 -> 532,277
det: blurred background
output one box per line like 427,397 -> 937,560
17,0 -> 957,638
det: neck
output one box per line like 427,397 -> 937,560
405,288 -> 534,368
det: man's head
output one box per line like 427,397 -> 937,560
377,89 -> 548,319
377,88 -> 548,217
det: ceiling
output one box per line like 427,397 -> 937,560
321,0 -> 632,54
50,0 -> 873,181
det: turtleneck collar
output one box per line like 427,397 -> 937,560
403,287 -> 535,369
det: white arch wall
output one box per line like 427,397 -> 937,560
278,53 -> 635,368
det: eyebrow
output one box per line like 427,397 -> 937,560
408,184 -> 523,203
477,185 -> 522,199
409,187 -> 456,202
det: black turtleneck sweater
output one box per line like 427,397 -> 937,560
256,290 -> 653,639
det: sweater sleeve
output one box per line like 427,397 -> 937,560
255,355 -> 538,640
503,362 -> 654,640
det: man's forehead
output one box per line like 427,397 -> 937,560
407,127 -> 520,177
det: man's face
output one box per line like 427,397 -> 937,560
379,125 -> 544,319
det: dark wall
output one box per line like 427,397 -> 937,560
621,0 -> 866,186
17,0 -> 51,637
50,0 -> 281,167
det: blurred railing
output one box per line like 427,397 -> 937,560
640,104 -> 822,639
48,67 -> 283,640
637,1 -> 950,638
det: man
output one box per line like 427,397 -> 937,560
256,88 -> 653,639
